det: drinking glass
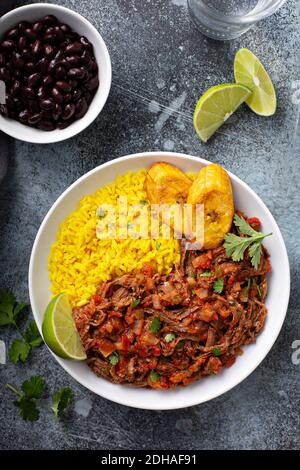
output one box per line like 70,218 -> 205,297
188,0 -> 287,40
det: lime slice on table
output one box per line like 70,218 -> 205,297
42,293 -> 87,360
193,83 -> 251,142
234,48 -> 276,116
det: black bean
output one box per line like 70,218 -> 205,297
18,109 -> 29,122
32,39 -> 42,55
90,61 -> 98,74
12,52 -> 24,69
66,55 -> 80,67
55,66 -> 66,79
44,44 -> 54,57
57,120 -> 70,129
37,85 -> 47,99
86,76 -> 99,91
52,103 -> 62,120
51,87 -> 63,103
81,50 -> 91,64
33,21 -> 44,34
43,15 -> 58,26
28,73 -> 41,87
55,49 -> 64,61
65,42 -> 83,55
1,40 -> 15,51
6,28 -> 19,40
11,80 -> 21,96
69,79 -> 78,88
22,86 -> 36,100
24,62 -> 36,74
68,67 -> 85,79
54,26 -> 64,42
28,100 -> 39,113
79,36 -> 92,50
64,93 -> 72,102
28,112 -> 43,124
18,21 -> 30,31
42,75 -> 53,87
40,99 -> 55,110
37,57 -> 49,74
75,97 -> 88,118
0,53 -> 5,66
55,80 -> 72,92
44,33 -> 58,44
48,58 -> 59,72
24,29 -> 37,41
72,88 -> 82,101
0,67 -> 10,81
37,120 -> 55,131
18,36 -> 27,50
6,95 -> 15,109
62,103 -> 75,120
60,24 -> 70,33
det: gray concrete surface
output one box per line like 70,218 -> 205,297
0,0 -> 299,450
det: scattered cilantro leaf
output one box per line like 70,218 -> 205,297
156,242 -> 161,251
51,387 -> 74,417
9,339 -> 31,364
241,279 -> 251,300
25,320 -> 43,348
150,316 -> 161,334
190,272 -> 196,278
200,271 -> 211,278
21,376 -> 44,399
212,348 -> 222,356
14,397 -> 39,422
131,299 -> 140,308
191,289 -> 196,295
149,370 -> 160,383
109,351 -> 119,366
213,279 -> 224,294
224,215 -> 272,269
165,333 -> 176,343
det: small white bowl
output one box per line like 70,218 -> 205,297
0,3 -> 112,144
29,152 -> 290,410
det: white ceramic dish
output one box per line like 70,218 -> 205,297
0,3 -> 112,144
29,152 -> 290,410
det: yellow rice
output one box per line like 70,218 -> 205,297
49,170 -> 181,307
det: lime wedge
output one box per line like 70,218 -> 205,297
193,83 -> 251,142
234,48 -> 276,116
42,293 -> 87,360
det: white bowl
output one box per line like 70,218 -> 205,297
0,3 -> 112,144
29,152 -> 290,410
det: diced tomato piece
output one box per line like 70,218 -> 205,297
121,335 -> 131,351
93,295 -> 102,305
192,253 -> 212,269
152,346 -> 161,356
224,356 -> 236,368
143,263 -> 154,277
247,217 -> 261,230
227,275 -> 235,286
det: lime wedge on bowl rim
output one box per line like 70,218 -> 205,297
42,293 -> 87,360
193,83 -> 251,143
234,48 -> 276,116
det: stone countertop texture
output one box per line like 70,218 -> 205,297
0,0 -> 299,451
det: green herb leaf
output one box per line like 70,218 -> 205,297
131,299 -> 140,309
224,215 -> 272,268
212,348 -> 222,356
21,376 -> 44,399
9,340 -> 31,364
51,387 -> 74,417
191,289 -> 196,296
190,272 -> 196,279
14,397 -> 39,421
156,242 -> 161,251
150,317 -> 161,334
165,333 -> 176,343
149,370 -> 160,383
0,292 -> 27,326
109,351 -> 119,366
25,320 -> 43,348
213,278 -> 224,294
241,279 -> 251,300
200,271 -> 211,278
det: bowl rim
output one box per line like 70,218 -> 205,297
0,2 -> 112,144
29,151 -> 290,410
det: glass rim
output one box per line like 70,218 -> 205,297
188,0 -> 287,26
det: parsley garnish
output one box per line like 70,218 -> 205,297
149,370 -> 160,382
0,291 -> 43,364
213,278 -> 224,294
6,376 -> 45,422
109,351 -> 119,366
212,348 -> 222,356
150,317 -> 161,333
165,333 -> 176,343
224,215 -> 272,269
131,299 -> 140,308
200,271 -> 211,278
51,387 -> 74,417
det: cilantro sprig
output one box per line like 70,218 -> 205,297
51,387 -> 74,417
224,215 -> 272,269
0,291 -> 43,364
150,317 -> 161,334
213,278 -> 224,294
